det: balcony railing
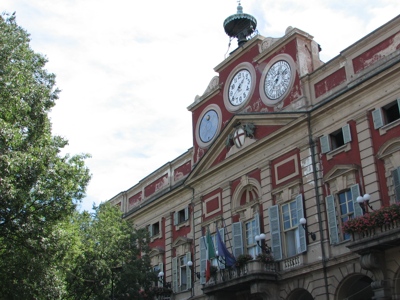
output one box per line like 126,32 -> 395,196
346,219 -> 400,253
202,260 -> 278,296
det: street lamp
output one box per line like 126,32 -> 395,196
299,218 -> 317,241
356,194 -> 374,214
158,271 -> 164,284
255,233 -> 271,254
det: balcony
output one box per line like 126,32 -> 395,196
344,204 -> 400,254
202,260 -> 278,296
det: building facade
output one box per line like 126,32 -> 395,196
109,6 -> 400,300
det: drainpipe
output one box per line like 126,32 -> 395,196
187,185 -> 196,299
307,112 -> 330,300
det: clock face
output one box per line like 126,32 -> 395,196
199,109 -> 219,143
264,60 -> 292,100
228,69 -> 252,106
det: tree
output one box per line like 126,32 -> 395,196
65,203 -> 156,300
0,12 -> 91,299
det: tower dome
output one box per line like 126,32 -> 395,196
223,2 -> 257,47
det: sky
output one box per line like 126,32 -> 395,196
2,0 -> 400,212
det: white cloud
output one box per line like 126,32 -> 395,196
3,0 -> 400,212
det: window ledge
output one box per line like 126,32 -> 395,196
379,118 -> 400,135
175,220 -> 189,230
150,233 -> 161,242
326,143 -> 351,160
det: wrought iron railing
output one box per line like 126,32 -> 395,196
205,260 -> 277,286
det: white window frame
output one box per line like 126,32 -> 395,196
231,213 -> 260,260
172,252 -> 191,292
372,98 -> 400,129
268,194 -> 306,260
174,206 -> 189,226
326,184 -> 363,244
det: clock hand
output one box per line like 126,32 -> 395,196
233,78 -> 245,97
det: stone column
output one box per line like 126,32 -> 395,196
360,250 -> 392,300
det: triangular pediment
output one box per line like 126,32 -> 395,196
149,247 -> 165,257
323,164 -> 359,182
187,113 -> 301,182
172,236 -> 192,248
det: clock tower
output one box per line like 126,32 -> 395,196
188,2 -> 323,164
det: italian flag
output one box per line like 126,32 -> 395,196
205,228 -> 216,282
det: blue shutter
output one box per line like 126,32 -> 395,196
268,205 -> 282,260
342,124 -> 352,144
218,227 -> 226,269
350,184 -> 363,217
148,225 -> 153,237
397,99 -> 400,114
199,236 -> 207,284
254,213 -> 261,255
393,167 -> 400,202
320,135 -> 330,154
232,222 -> 243,258
372,108 -> 384,129
174,212 -> 178,225
326,195 -> 339,245
172,257 -> 178,292
296,194 -> 307,253
186,252 -> 192,289
184,207 -> 189,221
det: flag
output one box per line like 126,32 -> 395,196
205,228 -> 215,282
216,227 -> 236,267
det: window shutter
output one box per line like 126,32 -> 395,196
268,205 -> 282,260
320,135 -> 330,154
199,236 -> 207,284
397,98 -> 400,114
218,227 -> 226,269
174,212 -> 178,225
326,195 -> 339,245
232,222 -> 244,258
350,184 -> 363,217
392,167 -> 400,202
158,263 -> 164,287
372,108 -> 384,129
148,225 -> 153,237
186,252 -> 192,289
184,207 -> 189,221
342,124 -> 352,144
172,257 -> 178,292
254,213 -> 261,255
296,194 -> 307,253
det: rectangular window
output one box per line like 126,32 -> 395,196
245,219 -> 258,258
174,207 -> 189,225
230,213 -> 260,260
282,200 -> 300,257
320,124 -> 352,154
268,194 -> 306,260
326,184 -> 363,244
172,253 -> 191,292
149,221 -> 160,237
372,99 -> 400,129
392,167 -> 400,202
338,190 -> 354,240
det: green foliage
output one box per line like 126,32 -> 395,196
65,203 -> 156,300
0,12 -> 91,299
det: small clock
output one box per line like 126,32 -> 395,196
259,54 -> 296,106
224,62 -> 256,112
264,60 -> 291,100
195,105 -> 222,148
